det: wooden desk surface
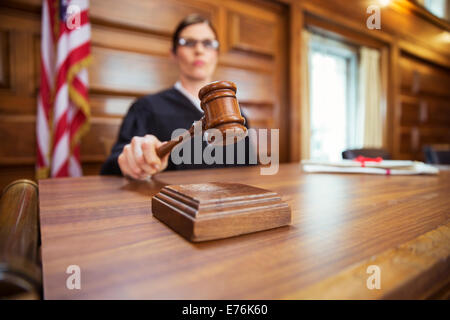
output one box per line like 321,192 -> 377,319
38,163 -> 450,299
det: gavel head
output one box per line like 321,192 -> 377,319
198,81 -> 247,146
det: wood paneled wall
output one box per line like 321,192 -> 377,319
1,0 -> 449,190
398,53 -> 450,160
0,0 -> 288,190
286,0 -> 450,161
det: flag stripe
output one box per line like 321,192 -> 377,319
39,62 -> 52,119
46,0 -> 57,44
72,75 -> 88,99
53,83 -> 68,130
51,131 -> 69,176
56,23 -> 91,69
55,41 -> 90,93
41,1 -> 56,86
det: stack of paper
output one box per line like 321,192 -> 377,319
301,159 -> 439,175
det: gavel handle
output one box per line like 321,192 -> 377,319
155,120 -> 201,158
156,136 -> 184,158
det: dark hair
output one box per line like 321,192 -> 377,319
172,14 -> 218,54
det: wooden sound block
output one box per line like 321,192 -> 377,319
151,182 -> 291,242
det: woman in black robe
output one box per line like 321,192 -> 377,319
100,14 -> 253,179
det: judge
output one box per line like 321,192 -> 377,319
100,14 -> 253,179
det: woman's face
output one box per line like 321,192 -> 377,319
172,22 -> 218,82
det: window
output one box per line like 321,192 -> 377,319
418,0 -> 449,20
308,35 -> 358,161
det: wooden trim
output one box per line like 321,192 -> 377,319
217,5 -> 228,54
283,222 -> 450,299
390,40 -> 401,160
274,8 -> 290,163
401,0 -> 450,31
300,1 -> 395,44
304,13 -> 389,49
381,46 -> 390,153
288,2 -> 303,162
0,157 -> 36,166
0,30 -> 10,89
227,11 -> 276,56
0,7 -> 42,32
0,0 -> 41,13
398,39 -> 450,69
220,0 -> 280,21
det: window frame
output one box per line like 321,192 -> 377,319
308,33 -> 359,161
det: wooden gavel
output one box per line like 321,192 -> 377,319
156,80 -> 247,158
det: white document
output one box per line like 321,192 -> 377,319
301,160 -> 439,175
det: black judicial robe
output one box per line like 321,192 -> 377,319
100,87 -> 254,175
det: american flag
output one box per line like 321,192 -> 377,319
36,0 -> 91,178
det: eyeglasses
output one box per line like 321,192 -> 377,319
177,38 -> 219,50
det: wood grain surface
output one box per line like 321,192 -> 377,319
38,164 -> 450,299
283,222 -> 450,299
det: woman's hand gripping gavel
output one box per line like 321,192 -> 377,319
118,134 -> 170,180
118,81 -> 247,180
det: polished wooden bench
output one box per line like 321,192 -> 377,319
38,163 -> 450,299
